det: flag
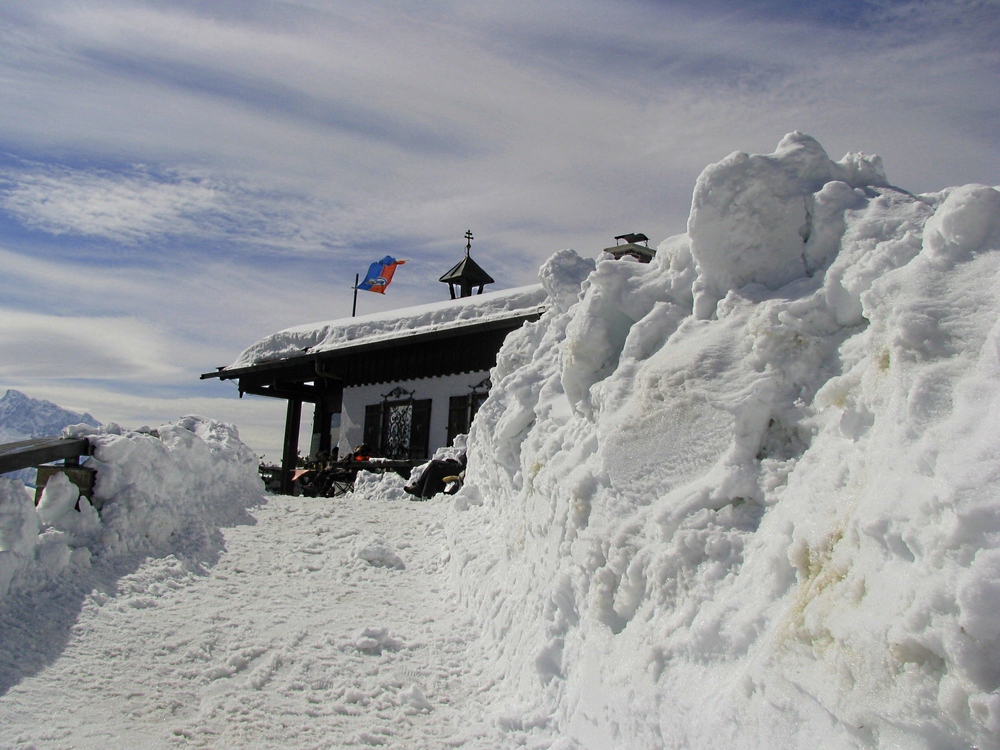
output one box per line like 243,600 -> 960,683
357,256 -> 406,294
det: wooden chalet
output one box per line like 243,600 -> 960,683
202,238 -> 546,493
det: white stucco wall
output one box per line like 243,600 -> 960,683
337,371 -> 490,457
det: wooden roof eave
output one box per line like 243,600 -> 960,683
200,305 -> 546,386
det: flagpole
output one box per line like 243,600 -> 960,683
352,273 -> 359,317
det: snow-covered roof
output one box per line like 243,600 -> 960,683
226,284 -> 548,370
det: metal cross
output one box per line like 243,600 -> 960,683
465,229 -> 474,255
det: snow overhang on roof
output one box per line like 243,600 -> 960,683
211,284 -> 549,375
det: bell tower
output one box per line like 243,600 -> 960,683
439,230 -> 495,299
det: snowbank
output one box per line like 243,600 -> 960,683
0,416 -> 262,600
448,133 -> 1000,748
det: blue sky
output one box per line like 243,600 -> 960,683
1,0 -> 998,459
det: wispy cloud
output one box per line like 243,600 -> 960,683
0,308 -> 181,381
0,164 -> 222,242
0,161 -> 341,251
77,49 -> 479,157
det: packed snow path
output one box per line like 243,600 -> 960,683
0,493 -> 561,749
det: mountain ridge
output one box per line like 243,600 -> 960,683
0,388 -> 100,445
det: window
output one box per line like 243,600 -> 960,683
362,387 -> 431,459
447,396 -> 470,445
446,378 -> 490,446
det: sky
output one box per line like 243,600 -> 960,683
1,0 -> 998,460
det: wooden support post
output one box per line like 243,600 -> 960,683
324,386 -> 344,457
310,399 -> 327,459
280,398 -> 302,495
309,380 -> 344,461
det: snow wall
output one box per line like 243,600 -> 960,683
448,132 -> 1000,749
0,416 -> 262,600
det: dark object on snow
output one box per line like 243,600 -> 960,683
405,455 -> 466,500
350,444 -> 374,462
296,457 -> 424,498
298,464 -> 357,498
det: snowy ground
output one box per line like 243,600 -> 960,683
0,486 -> 562,749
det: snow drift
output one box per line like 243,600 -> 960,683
448,132 -> 1000,748
0,416 -> 262,600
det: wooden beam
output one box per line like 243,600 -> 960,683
311,398 -> 329,458
0,437 -> 91,476
240,382 -> 323,403
280,399 -> 302,494
310,385 -> 344,459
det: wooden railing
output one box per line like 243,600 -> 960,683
0,437 -> 92,475
0,437 -> 95,505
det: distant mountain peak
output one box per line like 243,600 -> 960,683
0,389 -> 100,443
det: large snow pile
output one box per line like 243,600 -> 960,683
0,416 -> 262,600
448,132 -> 1000,748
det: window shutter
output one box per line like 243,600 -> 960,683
363,403 -> 382,453
447,395 -> 470,446
408,399 -> 432,459
470,391 -> 488,421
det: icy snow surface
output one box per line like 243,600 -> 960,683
0,469 -> 561,747
0,422 -> 562,748
2,132 -> 1000,749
